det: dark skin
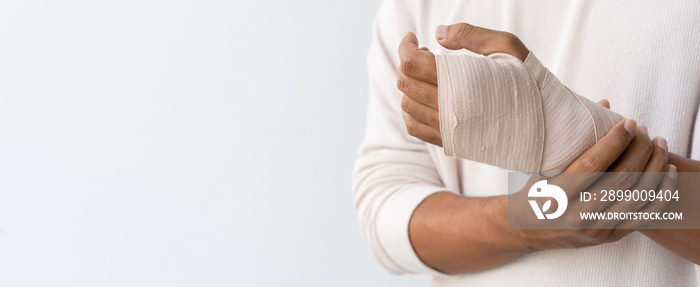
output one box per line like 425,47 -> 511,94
397,23 -> 700,274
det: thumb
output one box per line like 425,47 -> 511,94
398,32 -> 420,60
435,23 -> 529,61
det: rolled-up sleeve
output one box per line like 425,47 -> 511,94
352,0 -> 449,276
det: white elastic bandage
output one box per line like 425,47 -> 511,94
437,52 -> 625,173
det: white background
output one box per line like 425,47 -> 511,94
0,0 -> 430,286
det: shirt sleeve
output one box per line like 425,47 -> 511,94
351,0 -> 451,277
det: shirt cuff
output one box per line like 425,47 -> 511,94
376,185 -> 453,277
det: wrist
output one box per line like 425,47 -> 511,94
485,195 -> 536,255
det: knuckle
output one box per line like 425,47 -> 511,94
608,133 -> 628,150
397,74 -> 406,91
401,95 -> 410,112
565,214 -> 585,229
581,229 -> 607,241
405,121 -> 417,136
401,56 -> 415,75
403,98 -> 415,115
430,112 -> 440,127
638,137 -> 654,155
617,199 -> 644,214
455,23 -> 475,39
498,32 -> 527,60
501,32 -> 521,47
630,199 -> 648,211
406,125 -> 415,136
427,132 -> 440,145
615,172 -> 638,190
580,155 -> 602,173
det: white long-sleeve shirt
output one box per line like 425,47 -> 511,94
353,0 -> 700,286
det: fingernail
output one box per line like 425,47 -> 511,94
623,119 -> 637,134
667,164 -> 677,180
436,25 -> 447,41
656,137 -> 667,150
639,126 -> 648,135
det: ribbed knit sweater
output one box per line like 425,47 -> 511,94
353,0 -> 700,286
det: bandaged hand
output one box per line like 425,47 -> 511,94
398,24 -> 529,148
398,23 -> 626,173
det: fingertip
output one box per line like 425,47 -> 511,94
667,164 -> 677,180
406,31 -> 418,41
623,119 -> 637,134
655,137 -> 667,150
436,25 -> 447,41
638,125 -> 648,135
400,32 -> 419,48
436,25 -> 460,50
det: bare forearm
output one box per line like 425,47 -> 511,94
408,192 -> 529,274
641,152 -> 700,264
406,151 -> 700,274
